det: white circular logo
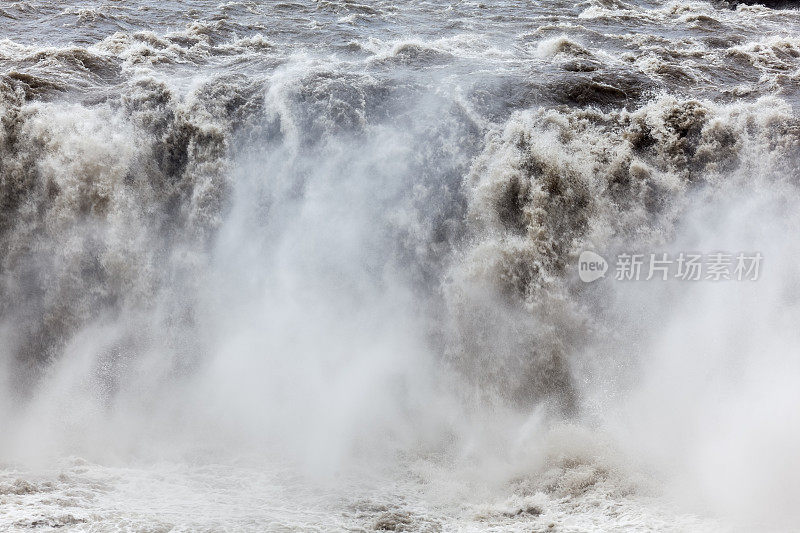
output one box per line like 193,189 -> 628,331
578,250 -> 608,283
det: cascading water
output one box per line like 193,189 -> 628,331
2,1 -> 800,531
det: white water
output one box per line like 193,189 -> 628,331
2,1 -> 800,531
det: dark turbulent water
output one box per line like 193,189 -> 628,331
2,1 -> 800,531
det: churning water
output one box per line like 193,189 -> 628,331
2,0 -> 800,531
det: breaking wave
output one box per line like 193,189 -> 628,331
3,0 -> 800,530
